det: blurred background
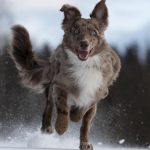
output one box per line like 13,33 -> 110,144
0,0 -> 150,149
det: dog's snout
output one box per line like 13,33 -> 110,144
80,41 -> 89,49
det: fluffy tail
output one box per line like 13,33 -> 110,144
9,25 -> 51,93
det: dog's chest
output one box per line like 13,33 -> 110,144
66,51 -> 103,108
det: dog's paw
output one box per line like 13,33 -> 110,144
41,126 -> 54,134
55,113 -> 69,135
80,142 -> 93,150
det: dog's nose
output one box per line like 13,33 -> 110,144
80,41 -> 89,49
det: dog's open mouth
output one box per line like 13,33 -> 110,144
76,50 -> 90,61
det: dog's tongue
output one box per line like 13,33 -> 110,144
78,51 -> 89,60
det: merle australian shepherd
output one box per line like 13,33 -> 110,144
9,0 -> 121,149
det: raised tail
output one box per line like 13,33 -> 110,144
9,25 -> 51,93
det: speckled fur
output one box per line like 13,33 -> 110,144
9,1 -> 121,150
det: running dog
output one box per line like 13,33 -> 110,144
9,0 -> 121,149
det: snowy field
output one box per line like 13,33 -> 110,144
0,127 -> 149,150
0,148 -> 148,150
0,147 -> 148,150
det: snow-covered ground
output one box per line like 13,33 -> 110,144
0,148 -> 148,150
0,127 -> 77,149
0,126 -> 149,150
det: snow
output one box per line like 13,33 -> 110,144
0,127 -> 78,149
97,142 -> 103,146
0,127 -> 148,150
118,139 -> 125,145
0,147 -> 148,150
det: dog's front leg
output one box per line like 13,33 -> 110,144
80,105 -> 97,150
54,87 -> 69,135
41,86 -> 54,134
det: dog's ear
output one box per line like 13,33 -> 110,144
90,0 -> 108,26
60,4 -> 81,24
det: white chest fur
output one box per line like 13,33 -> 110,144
66,50 -> 103,108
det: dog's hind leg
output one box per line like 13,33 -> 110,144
41,86 -> 54,134
80,105 -> 97,150
54,87 -> 69,135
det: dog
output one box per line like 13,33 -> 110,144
9,0 -> 121,149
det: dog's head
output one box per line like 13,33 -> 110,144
60,0 -> 108,61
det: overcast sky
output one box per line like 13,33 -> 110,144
1,0 -> 150,57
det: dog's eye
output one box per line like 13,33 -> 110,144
91,30 -> 97,36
